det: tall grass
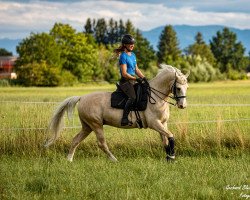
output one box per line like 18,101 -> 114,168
0,81 -> 249,200
1,81 -> 249,156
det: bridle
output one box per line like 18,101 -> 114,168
147,74 -> 187,106
171,78 -> 187,101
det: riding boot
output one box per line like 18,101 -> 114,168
121,98 -> 134,126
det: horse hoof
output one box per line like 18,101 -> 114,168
67,154 -> 73,162
109,155 -> 118,162
166,155 -> 175,162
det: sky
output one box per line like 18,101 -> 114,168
0,0 -> 250,39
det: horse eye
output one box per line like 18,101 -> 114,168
177,88 -> 181,91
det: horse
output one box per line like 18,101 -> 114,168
45,64 -> 189,162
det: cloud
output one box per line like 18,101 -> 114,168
0,0 -> 250,39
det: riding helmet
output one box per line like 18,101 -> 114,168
121,34 -> 136,44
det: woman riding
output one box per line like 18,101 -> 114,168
114,34 -> 146,126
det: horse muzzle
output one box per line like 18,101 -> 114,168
177,99 -> 187,109
178,104 -> 186,109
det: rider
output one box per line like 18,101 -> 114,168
114,34 -> 146,126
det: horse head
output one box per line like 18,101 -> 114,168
173,71 -> 189,109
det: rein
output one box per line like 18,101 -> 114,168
147,77 -> 186,106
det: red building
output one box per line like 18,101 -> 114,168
0,56 -> 17,79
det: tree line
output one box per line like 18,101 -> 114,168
157,25 -> 249,82
1,18 -> 249,86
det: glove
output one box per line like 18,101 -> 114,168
136,77 -> 143,84
142,77 -> 147,82
142,77 -> 149,86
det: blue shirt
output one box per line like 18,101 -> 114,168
119,52 -> 137,76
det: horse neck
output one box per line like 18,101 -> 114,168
150,71 -> 175,95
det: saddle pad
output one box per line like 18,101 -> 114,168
111,83 -> 148,111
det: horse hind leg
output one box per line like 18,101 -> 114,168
67,123 -> 92,162
93,126 -> 117,162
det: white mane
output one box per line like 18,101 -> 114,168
158,64 -> 183,76
157,64 -> 187,84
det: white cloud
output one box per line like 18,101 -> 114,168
0,0 -> 250,39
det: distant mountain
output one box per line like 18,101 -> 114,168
142,25 -> 250,54
0,25 -> 249,56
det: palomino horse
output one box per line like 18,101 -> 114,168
45,64 -> 189,161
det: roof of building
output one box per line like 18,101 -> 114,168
0,56 -> 18,61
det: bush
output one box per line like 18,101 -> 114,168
227,68 -> 248,80
143,62 -> 159,80
0,79 -> 10,87
17,61 -> 64,86
60,70 -> 78,86
183,55 -> 222,82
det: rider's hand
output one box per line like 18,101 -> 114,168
142,77 -> 149,86
142,77 -> 147,82
136,77 -> 143,84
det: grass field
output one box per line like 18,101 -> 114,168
0,80 -> 250,200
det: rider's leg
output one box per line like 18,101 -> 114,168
121,97 -> 135,126
119,80 -> 136,126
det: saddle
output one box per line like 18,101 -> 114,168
111,82 -> 149,111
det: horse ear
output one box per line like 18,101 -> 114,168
185,71 -> 190,78
176,74 -> 183,83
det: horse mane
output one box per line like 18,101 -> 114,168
158,64 -> 182,75
157,64 -> 187,84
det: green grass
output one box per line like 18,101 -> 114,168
0,155 -> 249,200
0,80 -> 250,199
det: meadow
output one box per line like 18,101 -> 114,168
0,80 -> 250,200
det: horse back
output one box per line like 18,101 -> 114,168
77,92 -> 111,115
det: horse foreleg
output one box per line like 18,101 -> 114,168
94,127 -> 118,162
151,120 -> 175,161
67,128 -> 91,162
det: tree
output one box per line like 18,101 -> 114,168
15,32 -> 65,86
246,52 -> 250,72
98,45 -> 120,82
15,61 -> 64,86
94,18 -> 108,45
184,55 -> 222,82
210,27 -> 246,73
195,32 -> 205,44
16,32 -> 62,66
157,25 -> 182,66
125,19 -> 136,35
118,19 -> 126,42
107,18 -> 117,45
50,23 -> 100,81
82,18 -> 155,72
184,32 -> 215,65
0,48 -> 13,56
134,29 -> 156,70
16,23 -> 100,86
84,18 -> 94,34
120,21 -> 155,71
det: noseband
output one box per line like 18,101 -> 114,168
171,79 -> 187,101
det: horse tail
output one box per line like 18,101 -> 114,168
44,96 -> 81,147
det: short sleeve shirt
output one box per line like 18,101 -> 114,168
119,52 -> 137,76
